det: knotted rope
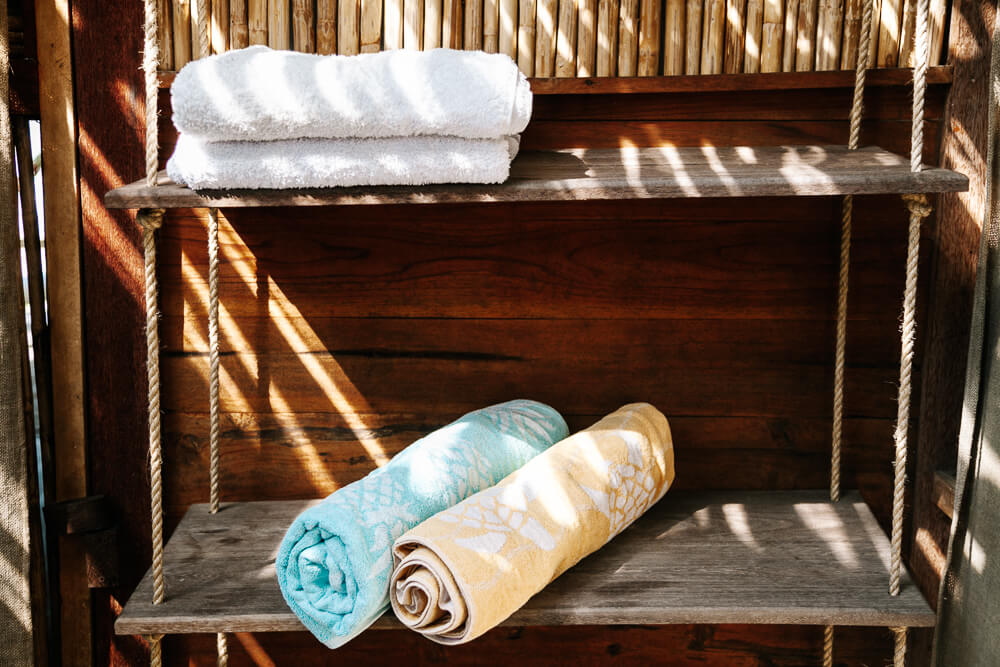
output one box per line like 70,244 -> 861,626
832,0 -> 876,506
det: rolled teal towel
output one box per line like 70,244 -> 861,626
276,400 -> 568,648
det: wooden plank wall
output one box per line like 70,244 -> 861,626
131,75 -> 948,665
157,0 -> 951,75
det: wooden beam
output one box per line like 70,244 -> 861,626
33,0 -> 89,664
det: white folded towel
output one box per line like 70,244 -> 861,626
166,134 -> 521,190
171,46 -> 533,142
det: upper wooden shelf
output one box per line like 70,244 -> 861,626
115,489 -> 935,636
104,145 -> 967,209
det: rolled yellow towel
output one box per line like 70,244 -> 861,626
389,403 -> 674,644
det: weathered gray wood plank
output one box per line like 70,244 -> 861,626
103,146 -> 968,209
115,490 -> 935,635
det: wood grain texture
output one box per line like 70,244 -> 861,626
781,0 -> 799,69
928,0 -> 946,63
293,0 -> 315,51
361,0 -> 381,51
701,0 -> 725,73
159,0 -> 174,67
636,0 -> 661,74
795,0 -> 818,70
535,0 -> 559,75
500,0 -> 517,58
663,0 -> 685,74
464,0 -> 483,49
404,0 -> 422,47
384,0 -> 403,47
875,0 -> 900,66
556,0 -> 579,76
744,0 -> 764,72
443,0 -> 462,47
909,0 -> 995,610
248,0 -> 267,43
814,0 -> 842,68
36,0 -> 90,661
724,0 -> 747,72
338,0 -> 359,52
760,0 -> 784,71
173,0 -> 192,66
267,0 -> 289,48
898,0 -> 915,65
484,0 -> 500,51
104,146 -> 967,209
212,0 -> 230,52
230,0 -> 249,47
684,0 -> 702,72
932,470 -> 955,519
595,0 -> 619,74
116,491 -> 934,635
316,0 -> 335,52
840,0 -> 862,68
577,0 -> 598,74
424,0 -> 442,47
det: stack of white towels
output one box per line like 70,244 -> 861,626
166,46 -> 533,190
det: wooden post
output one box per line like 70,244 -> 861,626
814,0 -> 842,68
663,0 -> 684,74
840,0 -> 861,68
876,0 -> 901,66
535,0 -> 558,74
249,0 -> 267,44
443,0 -> 463,48
723,0 -> 747,72
339,0 -> 360,53
637,0 -> 662,75
316,0 -> 336,52
424,0 -> 442,47
685,0 -> 702,72
556,0 -> 579,75
617,0 -> 640,75
744,0 -> 764,72
361,0 -> 381,51
781,0 -> 799,69
701,0 -> 725,73
794,0 -> 818,70
577,0 -> 598,74
405,0 -> 423,47
158,0 -> 174,67
231,0 -> 249,48
212,0 -> 230,52
596,0 -> 618,74
485,0 -> 500,51
385,0 -> 404,47
501,0 -> 518,58
294,0 -> 316,51
898,0 -> 915,65
34,0 -> 90,663
760,0 -> 783,71
174,0 -> 192,66
269,0 -> 290,48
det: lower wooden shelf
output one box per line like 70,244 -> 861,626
115,489 -> 935,636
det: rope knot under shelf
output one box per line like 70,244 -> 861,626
138,208 -> 166,232
902,193 -> 933,219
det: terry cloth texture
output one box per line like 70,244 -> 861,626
276,400 -> 568,648
389,403 -> 674,645
166,135 -> 520,189
171,46 -> 533,142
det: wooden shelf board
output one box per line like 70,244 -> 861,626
116,490 -> 935,636
103,146 -> 968,209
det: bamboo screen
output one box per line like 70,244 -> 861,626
157,0 -> 948,76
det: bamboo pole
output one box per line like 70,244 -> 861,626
867,0 -> 881,64
637,0 -> 661,75
839,0 -> 861,68
577,0 -> 597,73
928,0 -> 945,64
269,0 -> 290,48
248,0 -> 267,44
723,0 -> 746,72
684,0 -> 701,72
760,0 -> 783,70
361,0 -> 381,51
814,0 -> 842,68
443,0 -> 463,47
876,0 -> 900,66
405,0 -> 422,47
700,0 -> 725,73
794,0 -> 817,70
385,0 -> 403,47
317,0 -> 336,52
536,0 -> 558,74
780,0 -> 799,69
466,0 -> 484,49
230,0 -> 249,48
424,0 -> 442,47
293,0 -> 316,51
174,0 -> 192,67
663,0 -> 684,74
617,0 -> 640,75
158,0 -> 173,68
744,0 -> 763,71
897,0 -> 914,65
596,0 -> 618,75
339,0 -> 359,52
212,0 -> 230,52
556,0 -> 578,75
485,0 -> 500,51
501,0 -> 518,57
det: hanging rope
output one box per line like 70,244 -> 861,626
832,0 -> 876,504
148,634 -> 164,667
892,627 -> 907,667
208,208 -> 222,513
142,0 -> 159,186
822,625 -> 834,667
